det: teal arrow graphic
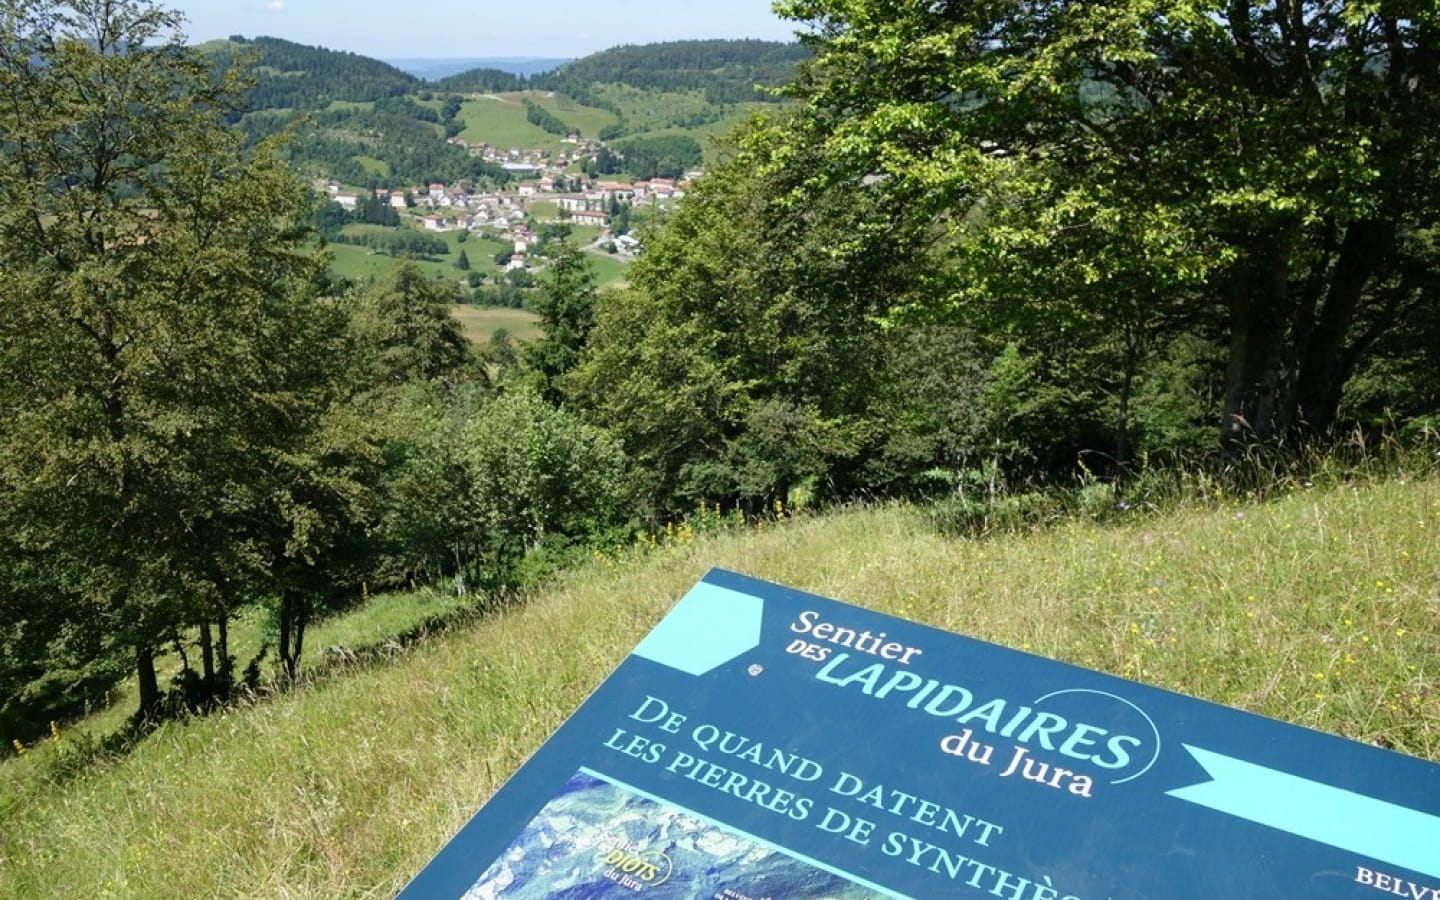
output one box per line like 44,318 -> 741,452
632,582 -> 764,676
1168,745 -> 1440,879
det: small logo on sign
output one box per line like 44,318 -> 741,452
600,846 -> 673,891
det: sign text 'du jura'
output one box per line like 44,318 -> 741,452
397,569 -> 1440,900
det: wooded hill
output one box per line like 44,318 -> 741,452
203,36 -> 422,109
434,39 -> 808,103
200,36 -> 804,187
531,39 -> 809,106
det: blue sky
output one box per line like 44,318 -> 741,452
166,0 -> 804,59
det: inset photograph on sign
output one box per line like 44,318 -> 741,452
462,770 -> 874,900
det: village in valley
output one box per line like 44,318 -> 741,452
324,131 -> 695,279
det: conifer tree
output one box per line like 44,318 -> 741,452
528,227 -> 598,403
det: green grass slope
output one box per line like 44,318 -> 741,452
2,477 -> 1437,897
454,92 -> 620,152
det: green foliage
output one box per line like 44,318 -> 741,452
603,134 -> 703,180
523,97 -> 573,136
434,67 -> 529,93
772,0 -> 1440,449
537,39 -> 808,107
0,0 -> 343,721
570,114 -> 971,515
527,227 -> 598,400
1130,336 -> 1226,461
374,95 -> 439,123
351,260 -> 476,387
352,191 -> 401,227
332,227 -> 449,259
379,387 -> 635,593
238,104 -> 510,190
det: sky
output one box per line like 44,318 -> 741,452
165,0 -> 804,60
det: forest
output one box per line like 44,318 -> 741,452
2,0 -> 1438,751
533,38 -> 811,106
218,35 -> 422,109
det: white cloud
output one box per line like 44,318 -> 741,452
265,0 -> 285,11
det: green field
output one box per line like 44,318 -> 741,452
324,100 -> 375,113
593,83 -> 774,165
3,475 -> 1438,897
354,155 -> 390,177
327,226 -> 512,285
450,305 -> 542,344
455,91 -> 620,153
586,251 -> 630,286
532,92 -> 621,139
327,223 -> 629,290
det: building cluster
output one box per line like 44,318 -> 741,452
327,171 -> 690,237
322,131 -> 699,272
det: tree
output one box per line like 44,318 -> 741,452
454,248 -> 471,271
569,116 -> 948,514
352,259 -> 476,387
527,226 -> 598,402
774,0 -> 1440,449
0,0 -> 337,721
380,387 -> 633,594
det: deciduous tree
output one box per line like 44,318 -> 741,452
0,0 -> 334,721
775,0 -> 1440,448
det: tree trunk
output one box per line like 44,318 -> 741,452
1220,249 -> 1296,452
293,598 -> 309,678
199,619 -> 216,705
136,644 -> 160,723
1293,222 -> 1390,435
278,587 -> 294,681
1221,299 -> 1284,450
217,614 -> 232,701
278,587 -> 310,682
1115,323 -> 1141,466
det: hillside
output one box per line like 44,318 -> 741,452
3,476 -> 1437,897
436,39 -> 806,142
199,36 -> 798,193
203,36 -> 422,110
535,39 -> 808,106
193,37 -> 795,294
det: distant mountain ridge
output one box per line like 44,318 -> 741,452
384,57 -> 571,81
199,36 -> 806,108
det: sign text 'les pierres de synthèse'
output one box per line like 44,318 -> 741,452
396,569 -> 1440,900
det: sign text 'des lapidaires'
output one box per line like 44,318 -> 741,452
396,569 -> 1440,900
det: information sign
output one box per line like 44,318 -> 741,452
396,569 -> 1440,899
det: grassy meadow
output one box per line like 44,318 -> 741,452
330,225 -> 512,280
449,306 -> 542,344
327,223 -> 625,293
455,92 -> 620,152
1,473 -> 1437,898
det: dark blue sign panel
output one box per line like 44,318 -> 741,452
396,569 -> 1440,900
